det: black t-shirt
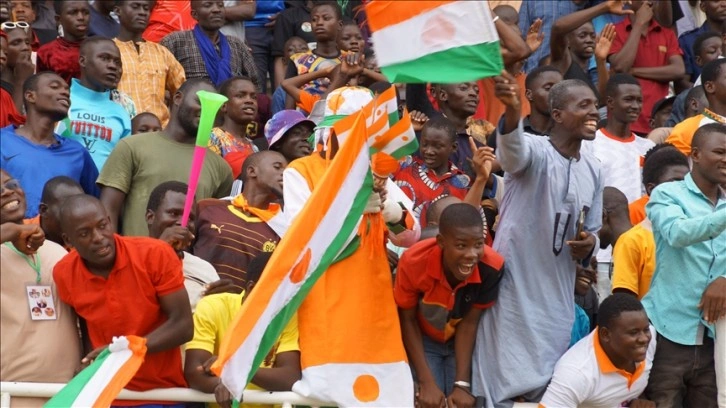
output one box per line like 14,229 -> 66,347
271,5 -> 316,57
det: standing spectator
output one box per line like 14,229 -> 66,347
10,0 -> 55,44
608,0 -> 685,135
0,30 -> 25,127
36,0 -> 90,84
219,0 -> 255,42
678,0 -> 726,89
395,203 -> 503,408
87,0 -> 119,39
145,181 -> 225,311
540,294 -> 656,408
54,194 -> 193,401
473,76 -> 603,406
55,37 -> 131,171
244,0 -> 284,93
522,66 -> 563,135
642,123 -> 726,407
160,0 -> 258,88
38,176 -> 85,248
209,76 -> 259,178
0,72 -> 99,219
612,145 -> 690,299
1,22 -> 34,116
114,0 -> 186,127
0,170 -> 82,407
194,151 -> 286,291
271,0 -> 316,89
142,0 -> 194,43
30,0 -> 55,31
667,58 -> 726,156
98,78 -> 233,236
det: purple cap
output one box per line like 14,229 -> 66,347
264,110 -> 316,148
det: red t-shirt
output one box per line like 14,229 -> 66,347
393,238 -> 504,343
608,18 -> 682,134
142,0 -> 195,43
53,235 -> 187,401
0,87 -> 25,127
36,37 -> 82,84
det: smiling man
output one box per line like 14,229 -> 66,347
98,78 -> 233,236
540,294 -> 656,408
473,76 -> 604,406
395,203 -> 503,408
56,37 -> 132,172
0,72 -> 99,219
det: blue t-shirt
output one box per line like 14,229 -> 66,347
56,79 -> 131,171
0,125 -> 100,218
247,1 -> 285,27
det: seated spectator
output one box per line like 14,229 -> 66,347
98,78 -> 233,236
667,32 -> 722,127
0,30 -> 25,127
160,0 -> 258,88
114,0 -> 186,127
38,176 -> 84,247
271,1 -> 316,89
265,110 -> 315,163
87,0 -> 118,38
0,170 -> 81,408
598,187 -> 632,287
613,145 -> 690,300
642,123 -> 726,407
185,252 -> 301,408
54,194 -> 193,401
1,21 -> 34,117
337,19 -> 363,53
522,65 -> 563,135
209,76 -> 259,178
270,35 -> 309,114
142,0 -> 194,43
283,1 -> 344,109
146,181 -> 227,311
36,0 -> 89,84
10,0 -> 55,44
646,96 -> 676,144
608,0 -> 684,135
194,151 -> 286,291
667,58 -> 726,156
540,294 -> 656,408
55,37 -> 132,171
629,143 -> 691,225
130,112 -> 162,135
395,203 -> 503,407
244,0 -> 285,93
0,72 -> 99,219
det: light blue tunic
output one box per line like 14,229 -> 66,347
472,124 -> 604,407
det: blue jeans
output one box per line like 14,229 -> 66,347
417,334 -> 456,395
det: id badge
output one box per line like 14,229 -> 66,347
26,284 -> 57,321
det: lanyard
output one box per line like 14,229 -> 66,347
4,242 -> 41,284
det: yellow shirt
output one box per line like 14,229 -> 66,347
187,292 -> 299,407
611,220 -> 656,300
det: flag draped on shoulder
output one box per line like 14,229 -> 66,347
366,0 -> 504,83
212,88 -> 417,407
44,336 -> 146,408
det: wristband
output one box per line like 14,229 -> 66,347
493,16 -> 500,23
454,380 -> 471,389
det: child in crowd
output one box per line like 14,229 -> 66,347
395,203 -> 503,407
337,19 -> 363,53
184,252 -> 301,408
131,112 -> 163,135
271,36 -> 310,114
36,0 -> 89,84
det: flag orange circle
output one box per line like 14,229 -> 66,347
352,374 -> 380,402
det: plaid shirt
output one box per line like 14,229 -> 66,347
113,39 -> 186,127
160,30 -> 259,90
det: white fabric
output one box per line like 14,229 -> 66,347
540,326 -> 656,408
182,252 -> 220,312
717,317 -> 726,408
220,0 -> 245,41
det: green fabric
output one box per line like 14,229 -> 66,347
44,348 -> 112,406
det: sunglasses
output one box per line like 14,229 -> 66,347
0,178 -> 21,194
0,22 -> 30,32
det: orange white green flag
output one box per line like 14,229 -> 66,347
211,92 -> 417,407
44,336 -> 146,408
366,0 -> 504,83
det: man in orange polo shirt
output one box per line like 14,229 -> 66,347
395,203 -> 503,408
53,195 -> 193,406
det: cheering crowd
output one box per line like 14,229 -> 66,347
1,0 -> 725,407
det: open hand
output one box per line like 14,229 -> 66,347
467,137 -> 495,181
410,110 -> 429,132
595,23 -> 616,62
525,19 -> 545,52
605,0 -> 635,16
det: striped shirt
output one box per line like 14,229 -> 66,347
160,30 -> 259,90
113,39 -> 186,127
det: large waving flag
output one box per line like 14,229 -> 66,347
212,90 -> 418,407
366,0 -> 504,83
45,336 -> 146,408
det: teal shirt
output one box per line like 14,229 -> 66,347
56,79 -> 132,171
642,174 -> 726,346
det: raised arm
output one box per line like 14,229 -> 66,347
496,18 -> 530,66
281,65 -> 335,103
224,0 -> 256,22
493,71 -> 532,175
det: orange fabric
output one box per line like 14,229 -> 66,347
593,327 -> 645,389
142,0 -> 195,43
665,113 -> 704,156
53,235 -> 187,401
230,194 -> 281,222
629,195 -> 649,225
297,90 -> 321,114
365,1 -> 452,31
23,216 -> 39,225
473,73 -> 530,123
95,336 -> 148,407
